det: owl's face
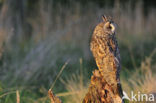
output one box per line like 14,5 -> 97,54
102,15 -> 116,35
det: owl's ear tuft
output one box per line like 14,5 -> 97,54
102,15 -> 107,22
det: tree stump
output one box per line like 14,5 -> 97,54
82,69 -> 123,103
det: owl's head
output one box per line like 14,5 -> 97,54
102,15 -> 116,35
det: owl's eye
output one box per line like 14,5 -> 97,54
107,26 -> 112,29
110,23 -> 116,33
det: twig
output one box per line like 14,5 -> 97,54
48,89 -> 62,103
48,89 -> 55,103
56,90 -> 84,97
50,60 -> 70,90
0,91 -> 16,98
16,90 -> 20,103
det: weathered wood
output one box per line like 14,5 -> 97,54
48,89 -> 62,103
83,69 -> 123,103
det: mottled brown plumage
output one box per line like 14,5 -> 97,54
90,16 -> 121,90
83,15 -> 123,103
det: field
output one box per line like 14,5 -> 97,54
0,0 -> 156,103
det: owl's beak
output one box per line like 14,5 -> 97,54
110,23 -> 116,33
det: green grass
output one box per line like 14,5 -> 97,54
0,0 -> 156,103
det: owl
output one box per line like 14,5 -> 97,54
90,15 -> 123,97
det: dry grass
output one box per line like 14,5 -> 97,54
58,59 -> 88,103
121,49 -> 156,102
0,0 -> 155,103
59,75 -> 88,103
16,90 -> 20,103
122,49 -> 156,92
0,0 -> 155,85
0,51 -> 155,103
55,50 -> 156,103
